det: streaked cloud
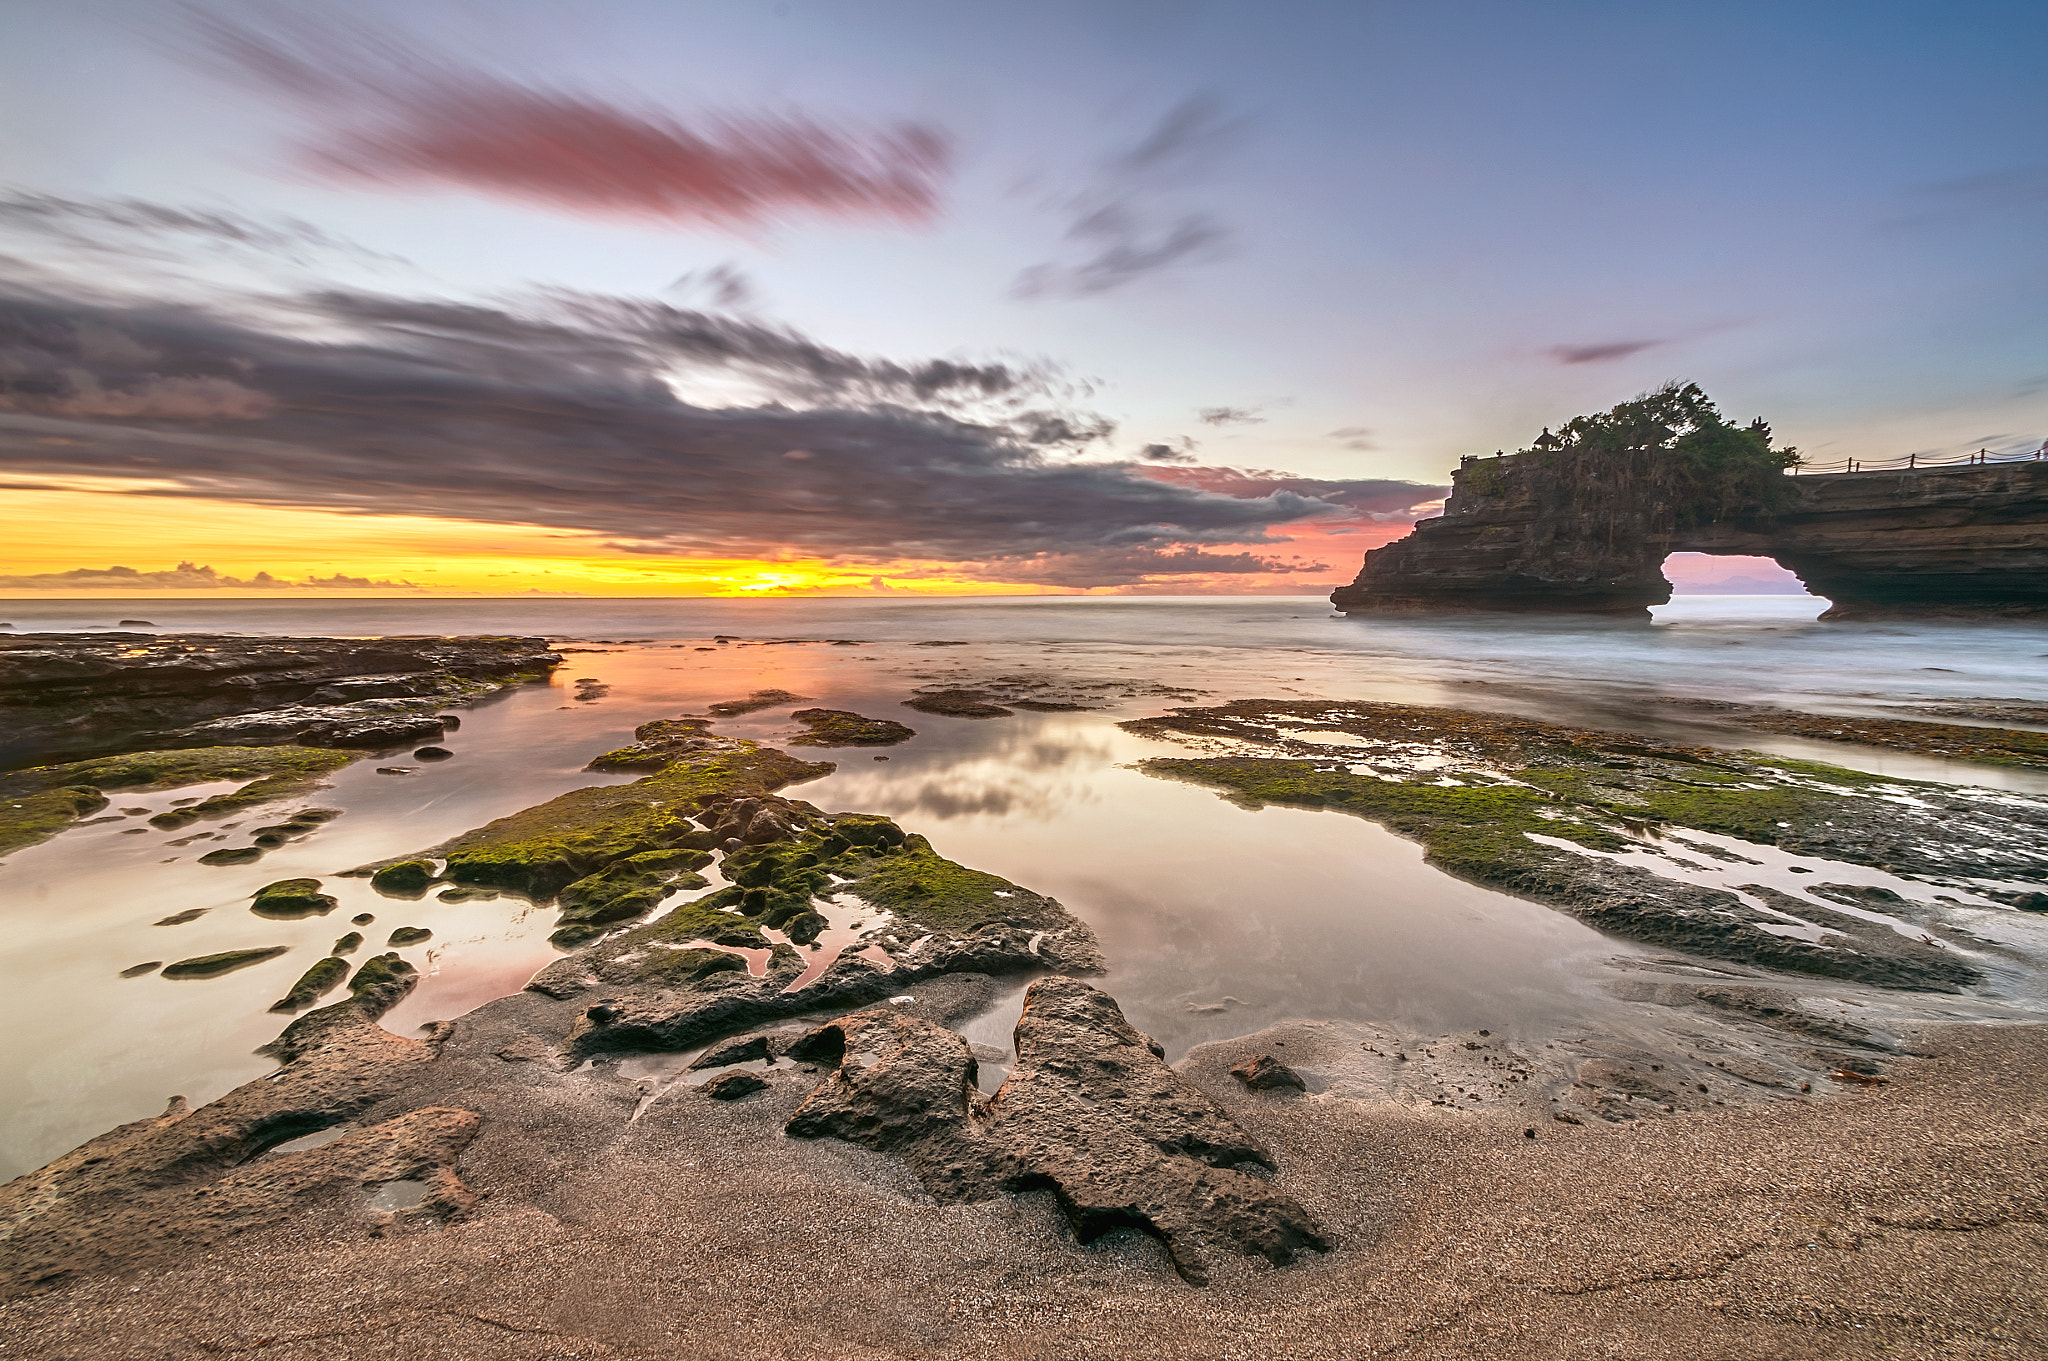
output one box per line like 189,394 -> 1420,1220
0,282 -> 1361,586
1013,96 -> 1241,298
1550,339 -> 1663,365
179,7 -> 950,230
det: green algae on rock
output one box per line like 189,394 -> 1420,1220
788,708 -> 916,747
250,878 -> 340,919
0,786 -> 108,857
550,848 -> 712,943
354,731 -> 831,944
1664,701 -> 2048,771
369,859 -> 436,896
269,957 -> 350,1012
0,746 -> 353,855
1127,699 -> 2045,990
161,946 -> 290,979
331,931 -> 364,955
345,952 -> 419,1011
386,927 -> 432,946
432,740 -> 830,899
705,689 -> 808,717
589,807 -> 1076,994
586,718 -> 716,771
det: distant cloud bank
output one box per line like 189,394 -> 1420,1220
0,563 -> 418,591
0,269 -> 1436,589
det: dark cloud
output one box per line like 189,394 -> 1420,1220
1142,465 -> 1447,520
0,285 -> 1345,579
0,190 -> 402,268
1198,406 -> 1262,426
664,264 -> 753,311
297,288 -> 1056,411
959,546 -> 1329,589
179,7 -> 949,230
0,562 -> 416,590
1550,339 -> 1663,365
1139,436 -> 1199,463
1013,96 -> 1241,298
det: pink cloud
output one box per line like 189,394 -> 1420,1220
187,10 -> 949,229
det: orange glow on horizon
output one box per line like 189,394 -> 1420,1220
0,487 -> 1401,597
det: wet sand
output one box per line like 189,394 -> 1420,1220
2,1019 -> 2039,1359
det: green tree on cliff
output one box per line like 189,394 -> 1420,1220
1522,382 -> 1802,526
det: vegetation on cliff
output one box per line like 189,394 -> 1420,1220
1496,381 -> 1803,527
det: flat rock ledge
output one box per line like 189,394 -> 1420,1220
783,975 -> 1332,1284
0,969 -> 474,1298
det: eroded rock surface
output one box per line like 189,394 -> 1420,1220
0,970 -> 459,1296
785,976 -> 1332,1283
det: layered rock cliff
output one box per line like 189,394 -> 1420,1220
1332,457 -> 2048,620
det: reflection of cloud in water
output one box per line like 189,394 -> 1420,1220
812,726 -> 1113,824
893,781 -> 1035,820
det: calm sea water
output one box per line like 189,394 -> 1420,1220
1,594 -> 2043,1177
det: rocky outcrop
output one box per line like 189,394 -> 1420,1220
0,976 -> 456,1296
784,976 -> 1331,1283
1230,1055 -> 1307,1092
0,633 -> 559,768
1333,458 -> 2048,619
1128,698 -> 2039,991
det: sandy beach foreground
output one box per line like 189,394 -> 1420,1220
3,1019 -> 2039,1360
3,618 -> 2043,1359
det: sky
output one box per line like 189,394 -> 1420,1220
0,0 -> 2043,597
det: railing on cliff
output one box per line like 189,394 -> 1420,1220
1788,444 -> 2047,475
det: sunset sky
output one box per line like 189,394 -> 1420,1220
1,1 -> 2043,596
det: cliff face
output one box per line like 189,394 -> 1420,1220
1331,457 -> 2048,620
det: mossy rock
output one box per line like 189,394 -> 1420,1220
788,708 -> 916,747
347,952 -> 418,1009
386,926 -> 432,946
625,893 -> 767,951
270,956 -> 349,1012
162,946 -> 289,979
784,909 -> 830,944
0,747 -> 353,852
250,878 -> 340,919
369,859 -> 436,896
587,718 -> 717,770
431,740 -> 828,898
0,785 -> 109,857
332,931 -> 364,955
831,815 -> 907,849
613,946 -> 748,987
552,848 -> 715,931
198,846 -> 265,867
838,833 -> 1038,930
